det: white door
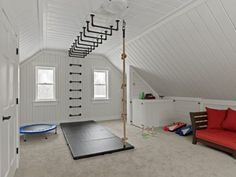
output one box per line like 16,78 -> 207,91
0,9 -> 19,177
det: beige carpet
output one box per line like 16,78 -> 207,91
15,120 -> 236,177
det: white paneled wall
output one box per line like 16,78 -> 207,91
130,66 -> 159,99
20,50 -> 121,125
127,65 -> 159,122
132,99 -> 175,127
171,97 -> 201,123
201,99 -> 236,110
130,67 -> 236,126
172,97 -> 236,123
132,96 -> 236,128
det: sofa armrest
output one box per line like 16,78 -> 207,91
190,111 -> 208,131
190,112 -> 208,141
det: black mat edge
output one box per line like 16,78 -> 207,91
60,123 -> 76,159
60,121 -> 134,160
73,144 -> 134,160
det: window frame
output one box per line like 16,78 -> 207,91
93,69 -> 109,101
35,66 -> 56,102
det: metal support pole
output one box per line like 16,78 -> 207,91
121,20 -> 128,146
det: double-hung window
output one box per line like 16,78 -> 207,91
93,69 -> 109,100
35,66 -> 56,101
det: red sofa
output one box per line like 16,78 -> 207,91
190,108 -> 236,159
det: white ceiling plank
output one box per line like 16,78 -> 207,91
5,0 -> 236,99
110,0 -> 236,99
207,0 -> 236,53
2,0 -> 192,62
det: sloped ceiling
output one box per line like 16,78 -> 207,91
1,0 -> 192,61
1,0 -> 41,60
2,0 -> 236,100
108,0 -> 236,100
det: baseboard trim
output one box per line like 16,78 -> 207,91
20,115 -> 120,126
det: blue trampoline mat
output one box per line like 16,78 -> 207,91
20,124 -> 57,135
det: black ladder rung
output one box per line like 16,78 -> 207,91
69,81 -> 82,83
69,64 -> 82,67
69,89 -> 82,92
69,114 -> 82,117
69,105 -> 82,108
70,72 -> 82,75
69,97 -> 82,100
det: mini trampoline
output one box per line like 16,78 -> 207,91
20,124 -> 57,142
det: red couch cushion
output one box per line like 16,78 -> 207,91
222,108 -> 236,131
206,107 -> 227,129
196,129 -> 236,150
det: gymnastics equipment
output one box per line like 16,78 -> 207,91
20,124 -> 57,142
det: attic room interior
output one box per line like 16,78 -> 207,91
1,0 -> 236,177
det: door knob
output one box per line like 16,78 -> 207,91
2,116 -> 11,121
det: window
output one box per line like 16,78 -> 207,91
35,66 -> 56,101
93,70 -> 109,100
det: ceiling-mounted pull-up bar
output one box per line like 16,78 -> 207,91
79,32 -> 103,45
83,27 -> 108,41
72,42 -> 91,51
70,45 -> 89,54
72,42 -> 92,55
70,44 -> 89,58
77,37 -> 97,49
90,14 -> 120,31
68,52 -> 85,58
68,14 -> 120,58
69,50 -> 86,57
86,21 -> 113,36
69,50 -> 88,58
70,43 -> 89,57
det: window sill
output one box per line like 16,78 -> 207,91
92,98 -> 111,104
33,100 -> 58,106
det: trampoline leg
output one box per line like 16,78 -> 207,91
55,127 -> 57,134
23,135 -> 27,142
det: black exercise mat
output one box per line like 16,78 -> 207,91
60,121 -> 134,159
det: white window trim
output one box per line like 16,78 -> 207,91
93,69 -> 110,101
35,66 -> 56,102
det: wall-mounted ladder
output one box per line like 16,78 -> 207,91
68,60 -> 83,118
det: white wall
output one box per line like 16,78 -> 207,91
132,96 -> 236,128
171,97 -> 236,123
130,67 -> 236,127
127,65 -> 159,123
132,99 -> 174,128
130,66 -> 159,99
20,50 -> 122,125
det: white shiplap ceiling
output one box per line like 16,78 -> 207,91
108,0 -> 236,100
1,0 -> 41,60
3,0 -> 236,100
1,0 -> 192,61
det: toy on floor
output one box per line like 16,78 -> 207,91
175,125 -> 192,136
163,122 -> 186,132
141,126 -> 158,139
